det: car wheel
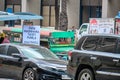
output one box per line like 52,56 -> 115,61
23,68 -> 37,80
77,69 -> 94,80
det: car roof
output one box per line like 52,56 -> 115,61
82,34 -> 120,38
0,43 -> 45,49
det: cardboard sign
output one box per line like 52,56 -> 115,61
22,25 -> 40,45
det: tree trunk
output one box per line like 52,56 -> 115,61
59,0 -> 68,31
55,0 -> 59,30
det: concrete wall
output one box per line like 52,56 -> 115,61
101,0 -> 120,18
0,0 -> 4,11
67,0 -> 80,29
21,0 -> 41,25
0,0 -> 5,26
107,0 -> 120,18
27,0 -> 41,25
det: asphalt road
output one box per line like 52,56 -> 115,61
0,79 -> 14,80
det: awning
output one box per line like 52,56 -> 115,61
14,12 -> 43,20
0,11 -> 43,21
0,11 -> 19,21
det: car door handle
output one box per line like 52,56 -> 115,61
90,57 -> 97,60
113,59 -> 119,62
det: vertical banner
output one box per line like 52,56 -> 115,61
115,19 -> 120,35
89,18 -> 115,34
22,25 -> 40,45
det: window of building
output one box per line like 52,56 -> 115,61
5,0 -> 21,25
80,0 -> 102,24
41,0 -> 56,27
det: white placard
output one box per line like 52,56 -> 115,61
89,18 -> 115,34
22,25 -> 40,45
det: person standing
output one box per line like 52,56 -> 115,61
0,33 -> 5,44
71,26 -> 78,44
2,35 -> 10,43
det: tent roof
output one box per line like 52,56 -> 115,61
0,11 -> 43,21
14,12 -> 43,20
0,11 -> 19,21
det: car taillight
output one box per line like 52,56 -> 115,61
68,51 -> 72,60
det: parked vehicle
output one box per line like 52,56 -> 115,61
3,27 -> 75,60
49,31 -> 75,60
77,18 -> 115,40
67,34 -> 120,80
0,43 -> 71,80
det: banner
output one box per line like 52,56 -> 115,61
22,25 -> 40,45
89,18 -> 115,34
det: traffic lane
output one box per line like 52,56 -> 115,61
0,78 -> 14,80
96,75 -> 120,80
0,74 -> 14,80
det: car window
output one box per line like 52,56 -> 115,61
7,46 -> 20,56
117,39 -> 120,53
0,45 -> 7,55
20,46 -> 59,60
99,37 -> 117,53
82,37 -> 100,50
79,25 -> 88,34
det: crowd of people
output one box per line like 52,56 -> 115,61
0,33 -> 10,44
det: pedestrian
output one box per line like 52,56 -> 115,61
0,33 -> 5,44
2,34 -> 10,43
71,26 -> 76,32
71,26 -> 78,44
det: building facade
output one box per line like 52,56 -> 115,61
0,0 -> 120,29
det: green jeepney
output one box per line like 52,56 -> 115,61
49,31 -> 75,60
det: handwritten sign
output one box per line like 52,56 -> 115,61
22,25 -> 40,45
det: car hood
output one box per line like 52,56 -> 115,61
35,59 -> 67,70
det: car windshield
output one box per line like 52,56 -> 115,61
79,25 -> 88,34
20,46 -> 59,60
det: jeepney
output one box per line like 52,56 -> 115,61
3,27 -> 75,60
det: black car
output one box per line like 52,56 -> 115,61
67,34 -> 120,80
0,43 -> 71,80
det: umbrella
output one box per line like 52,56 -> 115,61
14,12 -> 43,20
